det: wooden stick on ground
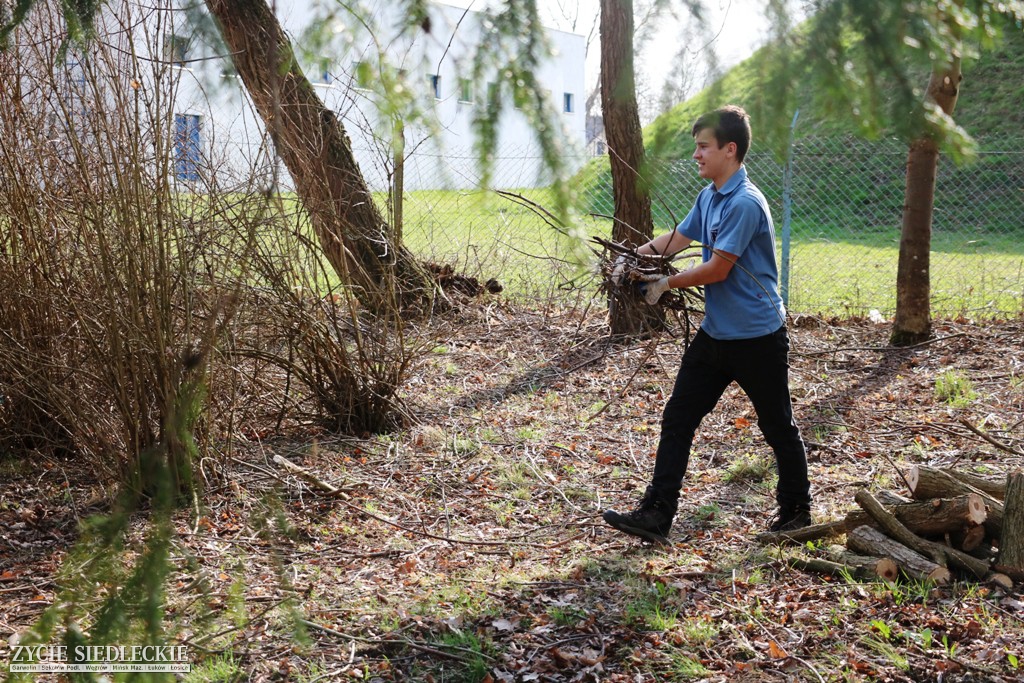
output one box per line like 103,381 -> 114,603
787,553 -> 899,581
273,454 -> 351,499
755,519 -> 847,545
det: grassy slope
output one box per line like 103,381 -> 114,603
642,16 -> 1024,158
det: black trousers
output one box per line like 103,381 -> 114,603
650,326 -> 811,510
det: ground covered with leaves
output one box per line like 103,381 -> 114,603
2,307 -> 1024,682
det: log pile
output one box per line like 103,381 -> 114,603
759,466 -> 1024,587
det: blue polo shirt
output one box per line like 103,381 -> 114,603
676,166 -> 786,340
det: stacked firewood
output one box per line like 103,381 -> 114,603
761,466 -> 1024,587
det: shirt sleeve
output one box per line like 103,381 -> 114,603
712,197 -> 764,256
676,201 -> 702,242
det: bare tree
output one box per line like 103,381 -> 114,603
600,0 -> 661,335
893,60 -> 962,344
204,0 -> 430,313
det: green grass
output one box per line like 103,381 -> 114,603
935,370 -> 978,408
245,176 -> 1023,318
387,177 -> 1024,317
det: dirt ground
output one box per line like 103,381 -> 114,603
2,307 -> 1024,682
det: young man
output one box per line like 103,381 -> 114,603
603,105 -> 812,543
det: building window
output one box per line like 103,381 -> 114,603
564,92 -> 574,113
174,114 -> 201,182
458,78 -> 473,103
429,74 -> 441,99
163,34 -> 189,67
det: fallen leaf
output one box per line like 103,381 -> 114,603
492,618 -> 515,632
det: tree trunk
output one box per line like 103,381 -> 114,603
204,0 -> 430,312
892,59 -> 961,345
997,470 -> 1024,580
599,0 -> 661,336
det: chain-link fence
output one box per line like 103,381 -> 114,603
404,137 -> 1024,319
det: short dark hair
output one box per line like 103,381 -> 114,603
691,105 -> 751,163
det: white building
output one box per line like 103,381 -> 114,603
166,1 -> 588,191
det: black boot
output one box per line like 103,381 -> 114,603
768,505 -> 812,533
602,486 -> 676,544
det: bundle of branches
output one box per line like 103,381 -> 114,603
760,465 -> 1024,588
592,236 -> 705,314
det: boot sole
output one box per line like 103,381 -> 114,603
602,511 -> 670,545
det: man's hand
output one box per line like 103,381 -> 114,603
610,255 -> 627,285
640,276 -> 671,305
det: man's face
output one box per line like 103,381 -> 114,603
692,127 -> 735,185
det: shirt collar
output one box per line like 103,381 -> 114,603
712,165 -> 747,196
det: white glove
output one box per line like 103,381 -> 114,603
641,276 -> 671,305
610,255 -> 627,285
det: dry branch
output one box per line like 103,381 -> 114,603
273,455 -> 351,499
591,236 -> 705,313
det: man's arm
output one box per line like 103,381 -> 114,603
637,229 -> 692,257
667,249 -> 736,288
640,249 -> 737,304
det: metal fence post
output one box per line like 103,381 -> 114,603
780,109 -> 799,307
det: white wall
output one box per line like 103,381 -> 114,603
168,0 -> 587,191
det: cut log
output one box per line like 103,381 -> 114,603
787,553 -> 898,581
948,524 -> 986,553
943,468 -> 1006,500
837,552 -> 900,582
847,525 -> 951,584
843,493 -> 987,537
855,489 -> 991,579
988,572 -> 1014,589
907,465 -> 1004,538
997,470 -> 1024,575
964,541 -> 997,562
